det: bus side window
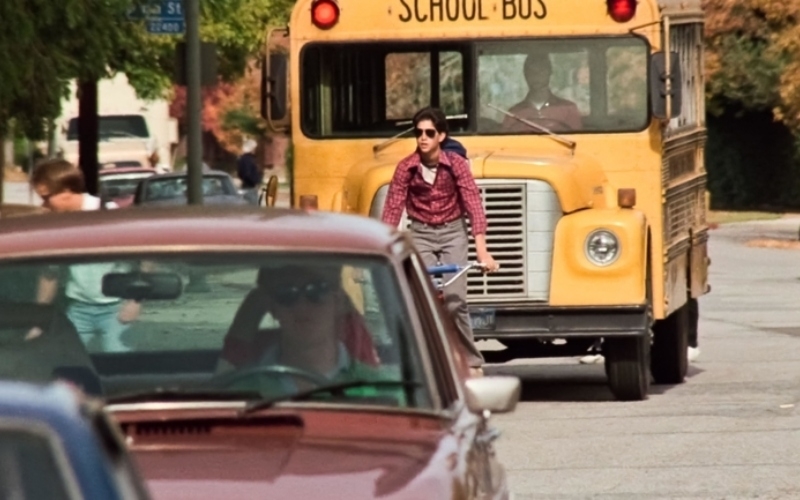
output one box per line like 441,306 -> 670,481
385,51 -> 465,123
385,53 -> 432,120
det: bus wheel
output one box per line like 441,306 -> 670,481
650,301 -> 689,384
604,335 -> 650,401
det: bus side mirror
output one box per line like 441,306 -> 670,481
649,51 -> 682,120
261,53 -> 289,132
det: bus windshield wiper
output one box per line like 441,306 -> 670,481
242,379 -> 421,415
373,114 -> 468,155
484,103 -> 577,155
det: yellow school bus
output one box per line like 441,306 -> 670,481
262,0 -> 709,400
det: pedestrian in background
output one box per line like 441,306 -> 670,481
237,139 -> 262,204
27,159 -> 140,351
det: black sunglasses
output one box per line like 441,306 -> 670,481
271,280 -> 332,306
414,128 -> 437,139
39,190 -> 62,203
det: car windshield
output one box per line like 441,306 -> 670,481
100,173 -> 153,199
0,253 -> 429,409
144,176 -> 235,201
67,115 -> 149,141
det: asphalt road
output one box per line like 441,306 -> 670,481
486,217 -> 800,499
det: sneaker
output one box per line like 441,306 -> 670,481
688,347 -> 700,362
469,367 -> 484,378
579,354 -> 604,364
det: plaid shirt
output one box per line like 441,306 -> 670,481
382,151 -> 487,236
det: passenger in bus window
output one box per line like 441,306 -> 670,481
502,52 -> 583,133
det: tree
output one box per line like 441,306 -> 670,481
0,0 -> 293,142
703,0 -> 800,209
704,0 -> 800,128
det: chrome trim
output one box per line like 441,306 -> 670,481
107,399 -> 448,419
0,245 -> 391,262
408,252 -> 466,406
391,254 -> 447,411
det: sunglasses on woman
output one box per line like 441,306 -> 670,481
271,280 -> 332,306
414,128 -> 437,139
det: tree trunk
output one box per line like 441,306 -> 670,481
78,79 -> 99,195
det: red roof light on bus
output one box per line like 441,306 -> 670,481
606,0 -> 637,23
311,0 -> 339,29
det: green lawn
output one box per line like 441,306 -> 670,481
707,211 -> 783,225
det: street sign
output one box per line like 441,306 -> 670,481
128,0 -> 185,34
127,0 -> 183,20
148,19 -> 185,34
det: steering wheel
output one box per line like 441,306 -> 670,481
208,364 -> 329,390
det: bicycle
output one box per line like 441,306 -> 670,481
426,262 -> 492,302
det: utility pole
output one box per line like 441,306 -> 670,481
185,0 -> 203,205
78,80 -> 99,196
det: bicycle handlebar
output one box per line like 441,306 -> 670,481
426,264 -> 461,275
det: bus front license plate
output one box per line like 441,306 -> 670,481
470,309 -> 496,331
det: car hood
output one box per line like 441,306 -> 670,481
115,406 -> 462,500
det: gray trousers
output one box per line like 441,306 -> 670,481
410,219 -> 485,368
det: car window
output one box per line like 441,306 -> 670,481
0,253 -> 431,410
68,115 -> 149,141
0,427 -> 76,500
144,176 -> 234,201
100,174 -> 153,199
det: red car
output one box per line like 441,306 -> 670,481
0,207 -> 519,499
99,166 -> 157,207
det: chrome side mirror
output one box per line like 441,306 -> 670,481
464,376 -> 521,414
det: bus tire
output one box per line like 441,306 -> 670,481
604,335 -> 650,401
650,301 -> 689,384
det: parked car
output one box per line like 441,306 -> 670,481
0,380 -> 151,499
0,206 -> 520,499
133,171 -> 249,207
99,166 -> 158,208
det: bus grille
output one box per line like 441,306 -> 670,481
399,180 -> 560,301
465,183 -> 527,298
467,181 -> 560,301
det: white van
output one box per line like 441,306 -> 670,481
56,73 -> 178,172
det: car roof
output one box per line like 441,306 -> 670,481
0,381 -> 83,426
0,206 -> 405,260
99,167 -> 156,176
148,171 -> 229,179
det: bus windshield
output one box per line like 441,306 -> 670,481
300,36 -> 649,138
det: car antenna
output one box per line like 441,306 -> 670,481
372,114 -> 468,156
484,103 -> 576,156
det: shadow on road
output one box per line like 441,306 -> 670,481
485,360 -> 702,402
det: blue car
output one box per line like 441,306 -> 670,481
0,381 -> 150,500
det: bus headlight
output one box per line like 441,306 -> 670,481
369,185 -> 390,219
585,229 -> 620,266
